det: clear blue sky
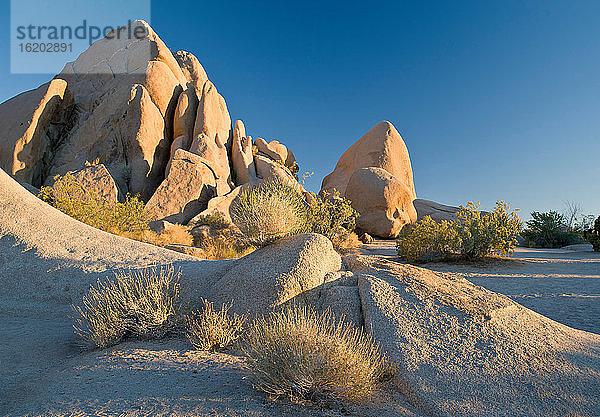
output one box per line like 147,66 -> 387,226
1,0 -> 599,219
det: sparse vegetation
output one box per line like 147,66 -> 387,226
243,305 -> 391,404
186,299 -> 246,351
583,216 -> 600,252
231,178 -> 307,246
39,172 -> 151,238
397,201 -> 521,263
304,189 -> 358,242
73,267 -> 180,348
522,211 -> 583,248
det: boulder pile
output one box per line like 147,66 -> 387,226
0,20 -> 301,227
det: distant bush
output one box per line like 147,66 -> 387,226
397,201 -> 521,263
39,172 -> 150,237
193,211 -> 231,231
231,178 -> 307,246
186,299 -> 246,351
583,216 -> 600,252
73,267 -> 180,348
522,211 -> 583,248
137,224 -> 194,247
243,305 -> 391,404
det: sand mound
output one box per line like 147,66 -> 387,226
346,254 -> 600,417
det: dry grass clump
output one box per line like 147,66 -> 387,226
40,172 -> 151,237
73,267 -> 180,348
186,299 -> 247,351
231,178 -> 307,246
138,224 -> 194,247
243,305 -> 390,404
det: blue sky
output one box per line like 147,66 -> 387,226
1,0 -> 599,219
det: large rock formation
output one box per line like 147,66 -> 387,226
345,167 -> 417,238
321,121 -> 417,238
0,20 -> 304,225
146,149 -> 218,224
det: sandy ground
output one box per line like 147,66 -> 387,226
362,242 -> 600,334
0,296 -> 424,417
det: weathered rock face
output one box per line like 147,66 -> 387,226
188,183 -> 250,226
413,198 -> 460,223
67,164 -> 119,204
146,149 -> 217,224
321,121 -> 417,238
0,79 -> 73,186
231,120 -> 257,186
255,154 -> 304,192
193,80 -> 232,154
208,233 -> 341,317
0,19 -> 305,226
349,254 -> 600,417
345,167 -> 417,238
322,121 -> 416,197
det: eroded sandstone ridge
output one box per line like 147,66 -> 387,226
0,20 -> 300,224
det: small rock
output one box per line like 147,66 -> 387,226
359,233 -> 374,244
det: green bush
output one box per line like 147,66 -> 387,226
243,305 -> 390,404
186,299 -> 246,351
304,189 -> 358,241
39,172 -> 150,237
522,211 -> 583,248
397,201 -> 521,263
73,267 -> 180,348
583,216 -> 600,251
396,216 -> 460,263
231,178 -> 307,246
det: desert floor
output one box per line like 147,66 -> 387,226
0,298 -> 422,417
362,242 -> 600,334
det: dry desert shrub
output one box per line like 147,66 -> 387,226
138,224 -> 194,247
39,172 -> 151,238
243,305 -> 390,404
231,178 -> 307,246
186,299 -> 247,351
73,267 -> 180,348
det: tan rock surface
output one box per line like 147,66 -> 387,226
193,80 -> 232,152
0,79 -> 73,185
189,132 -> 231,196
67,164 -> 120,203
174,50 -> 209,91
146,149 -> 217,224
254,154 -> 304,192
48,83 -> 168,200
321,121 -> 416,198
209,234 -> 341,317
231,120 -> 257,185
413,198 -> 460,223
346,167 -> 417,238
255,137 -> 287,164
350,254 -> 600,417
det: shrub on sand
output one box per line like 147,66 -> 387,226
231,178 -> 307,246
243,305 -> 390,404
396,216 -> 460,263
186,299 -> 246,351
397,201 -> 521,263
73,267 -> 180,348
137,224 -> 194,247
